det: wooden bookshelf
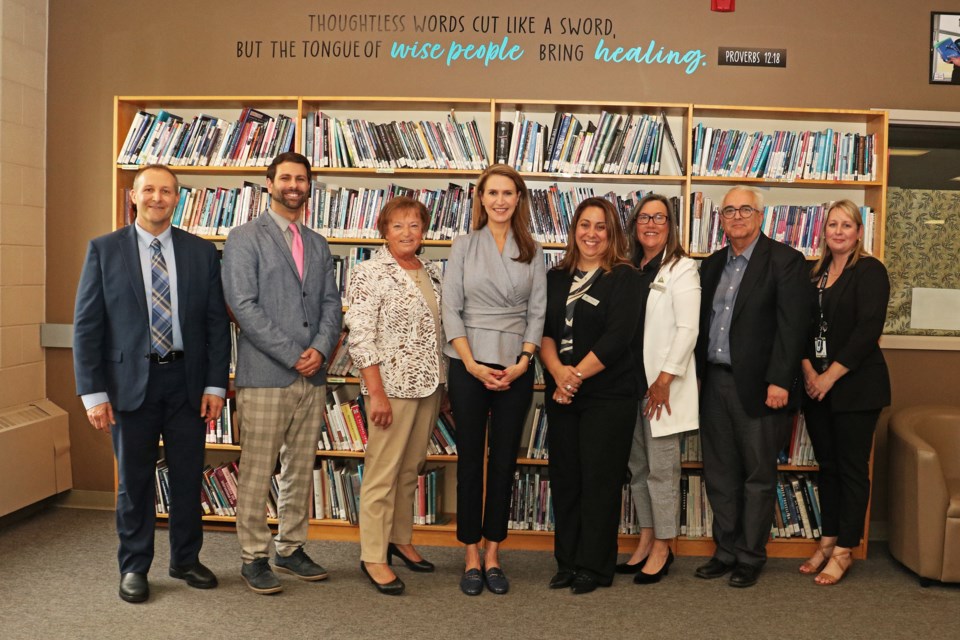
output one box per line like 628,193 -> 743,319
121,96 -> 887,559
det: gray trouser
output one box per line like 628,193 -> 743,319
627,400 -> 681,538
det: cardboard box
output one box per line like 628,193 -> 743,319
0,399 -> 72,516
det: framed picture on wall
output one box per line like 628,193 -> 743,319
930,12 -> 960,84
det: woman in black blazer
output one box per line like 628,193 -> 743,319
798,199 -> 890,586
539,197 -> 642,594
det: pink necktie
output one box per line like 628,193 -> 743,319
289,223 -> 304,279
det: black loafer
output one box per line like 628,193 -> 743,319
695,557 -> 733,580
169,562 -> 218,589
119,572 -> 149,603
460,568 -> 484,596
484,567 -> 509,594
360,562 -> 404,596
549,570 -> 575,589
387,543 -> 435,573
571,573 -> 598,594
729,563 -> 760,588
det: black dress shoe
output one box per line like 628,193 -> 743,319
169,562 -> 218,589
549,570 -> 575,589
387,543 -> 435,572
460,568 -> 484,596
360,562 -> 404,595
615,557 -> 648,574
119,573 -> 149,603
571,573 -> 598,594
695,557 -> 733,580
634,550 -> 674,585
729,563 -> 760,588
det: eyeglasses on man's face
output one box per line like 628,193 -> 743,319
720,205 -> 759,218
636,213 -> 669,225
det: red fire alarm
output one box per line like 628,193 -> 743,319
712,0 -> 735,11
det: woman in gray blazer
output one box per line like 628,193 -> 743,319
442,164 -> 547,595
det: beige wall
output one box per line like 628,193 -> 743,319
45,0 -> 960,525
0,0 -> 46,410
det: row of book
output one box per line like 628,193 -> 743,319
688,192 -> 876,256
679,417 -> 819,467
300,111 -> 488,171
312,458 -> 447,525
318,385 -> 458,456
155,459 -> 249,518
506,465 -> 554,531
690,125 -> 877,182
205,398 -> 236,445
118,108 -> 295,167
308,181 -> 475,240
773,472 -> 822,539
166,182 -> 270,237
496,110 -> 682,176
524,403 -> 549,460
680,471 -> 713,537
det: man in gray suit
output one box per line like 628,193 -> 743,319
222,152 -> 342,594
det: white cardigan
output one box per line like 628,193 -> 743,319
643,255 -> 701,437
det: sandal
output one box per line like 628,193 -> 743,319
815,549 -> 852,586
799,542 -> 834,575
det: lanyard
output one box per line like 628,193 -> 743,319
817,270 -> 829,338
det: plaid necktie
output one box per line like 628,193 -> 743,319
150,238 -> 174,357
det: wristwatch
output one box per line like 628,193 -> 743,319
518,350 -> 535,363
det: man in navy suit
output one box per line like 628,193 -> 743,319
73,165 -> 231,603
693,186 -> 809,587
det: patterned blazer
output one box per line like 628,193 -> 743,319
345,247 -> 446,398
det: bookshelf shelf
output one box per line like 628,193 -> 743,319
118,95 -> 886,560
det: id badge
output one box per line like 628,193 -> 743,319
814,337 -> 828,359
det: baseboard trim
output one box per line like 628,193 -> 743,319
56,489 -> 115,511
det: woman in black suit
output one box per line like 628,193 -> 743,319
539,197 -> 642,594
798,199 -> 890,586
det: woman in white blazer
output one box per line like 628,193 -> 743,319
617,194 -> 700,584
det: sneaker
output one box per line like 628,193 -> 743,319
241,558 -> 283,594
274,547 -> 329,581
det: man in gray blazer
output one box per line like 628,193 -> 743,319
222,152 -> 342,594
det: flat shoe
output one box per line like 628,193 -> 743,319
484,567 -> 509,594
460,568 -> 483,596
549,570 -> 575,589
119,572 -> 149,603
729,563 -> 760,588
695,557 -> 733,580
571,573 -> 598,594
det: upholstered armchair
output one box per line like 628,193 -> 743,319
888,405 -> 960,585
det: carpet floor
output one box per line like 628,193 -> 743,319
0,506 -> 957,640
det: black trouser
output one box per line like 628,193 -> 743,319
803,396 -> 879,548
448,358 -> 534,544
546,395 -> 636,584
700,366 -> 792,568
111,359 -> 206,574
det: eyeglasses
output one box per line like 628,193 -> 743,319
720,205 -> 758,218
636,213 -> 668,225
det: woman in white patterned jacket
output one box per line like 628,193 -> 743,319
346,196 -> 446,596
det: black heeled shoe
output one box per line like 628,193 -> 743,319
360,562 -> 405,595
633,550 -> 674,585
387,543 -> 435,572
615,557 -> 648,574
